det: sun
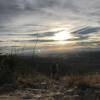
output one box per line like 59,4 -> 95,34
53,30 -> 72,41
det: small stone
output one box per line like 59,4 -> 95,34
22,94 -> 32,99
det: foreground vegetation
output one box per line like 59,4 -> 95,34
0,52 -> 100,99
0,51 -> 100,87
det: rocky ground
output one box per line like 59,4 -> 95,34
0,81 -> 100,100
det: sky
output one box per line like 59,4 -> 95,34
0,0 -> 100,56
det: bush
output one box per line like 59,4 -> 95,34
0,55 -> 15,85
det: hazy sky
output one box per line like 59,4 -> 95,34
0,0 -> 100,55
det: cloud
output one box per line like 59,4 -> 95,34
0,0 -> 100,23
0,0 -> 100,54
0,0 -> 99,32
73,26 -> 100,35
71,26 -> 100,48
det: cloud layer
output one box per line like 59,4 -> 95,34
0,0 -> 100,25
0,0 -> 100,55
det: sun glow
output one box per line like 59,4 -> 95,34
53,30 -> 72,41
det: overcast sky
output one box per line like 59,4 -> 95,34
0,0 -> 100,55
0,0 -> 100,29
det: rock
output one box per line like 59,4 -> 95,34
22,94 -> 33,100
63,95 -> 80,100
33,94 -> 42,99
40,82 -> 48,89
64,88 -> 77,95
52,93 -> 64,100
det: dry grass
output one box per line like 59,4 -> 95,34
16,73 -> 100,88
16,73 -> 51,87
62,73 -> 100,87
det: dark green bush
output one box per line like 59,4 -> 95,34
0,55 -> 15,85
